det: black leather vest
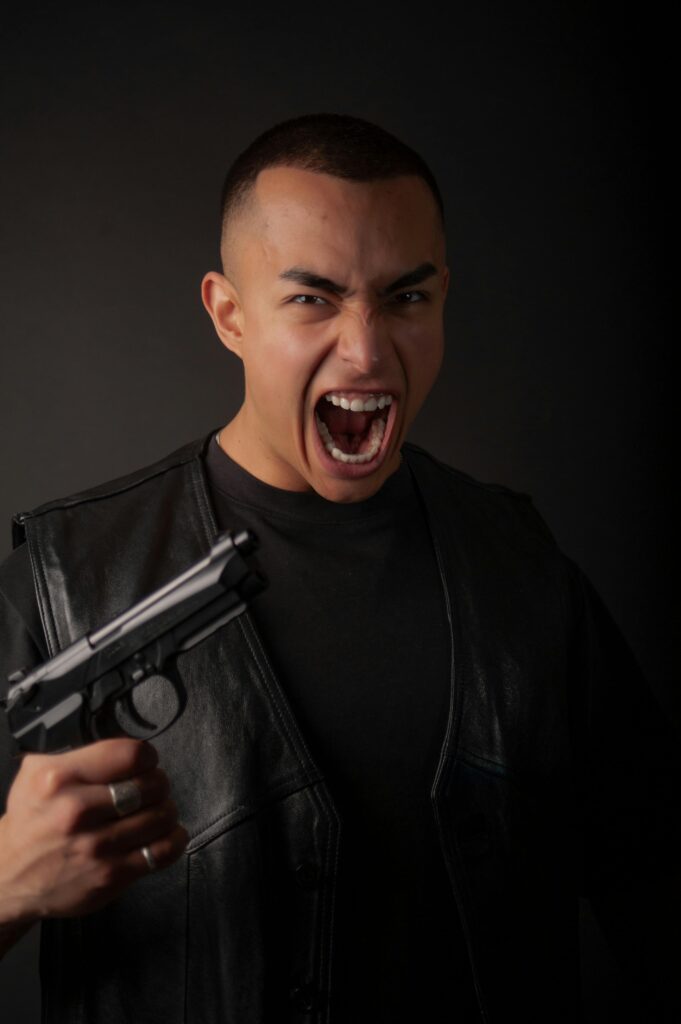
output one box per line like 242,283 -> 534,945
14,434 -> 584,1023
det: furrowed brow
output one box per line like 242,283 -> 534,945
279,267 -> 348,296
379,262 -> 438,297
278,261 -> 439,298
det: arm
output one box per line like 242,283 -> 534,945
569,564 -> 681,1017
0,552 -> 187,960
0,738 -> 188,960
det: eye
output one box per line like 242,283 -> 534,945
290,294 -> 328,305
393,290 -> 428,304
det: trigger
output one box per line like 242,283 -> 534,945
113,669 -> 187,741
114,689 -> 159,740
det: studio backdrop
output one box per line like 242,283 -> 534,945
0,4 -> 672,1022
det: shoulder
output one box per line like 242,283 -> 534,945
14,432 -> 212,520
403,442 -> 534,500
402,442 -> 558,551
12,432 -> 214,545
8,431 -> 219,652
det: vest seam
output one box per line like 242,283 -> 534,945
317,781 -> 340,1022
189,456 -> 219,546
404,449 -> 490,1024
237,615 -> 323,782
26,524 -> 59,657
235,615 -> 341,1020
192,435 -> 342,1013
186,772 -> 326,852
183,851 -> 190,1024
403,442 -> 533,501
18,439 -> 208,520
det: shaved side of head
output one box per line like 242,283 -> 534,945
219,189 -> 259,285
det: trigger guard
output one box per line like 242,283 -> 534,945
113,671 -> 186,741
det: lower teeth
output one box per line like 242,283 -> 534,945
315,413 -> 386,464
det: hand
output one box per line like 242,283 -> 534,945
0,738 -> 188,928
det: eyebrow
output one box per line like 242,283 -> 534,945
278,261 -> 438,297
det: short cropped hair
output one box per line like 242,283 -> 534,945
219,113 -> 445,248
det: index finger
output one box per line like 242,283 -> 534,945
42,739 -> 159,787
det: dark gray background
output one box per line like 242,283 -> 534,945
0,2 -> 673,1020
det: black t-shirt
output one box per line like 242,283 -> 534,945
203,437 -> 479,1021
0,438 -> 481,1021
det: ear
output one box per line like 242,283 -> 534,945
201,272 -> 244,358
441,265 -> 450,300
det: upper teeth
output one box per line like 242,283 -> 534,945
324,393 -> 393,412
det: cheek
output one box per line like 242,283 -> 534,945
399,326 -> 444,399
243,322 -> 326,405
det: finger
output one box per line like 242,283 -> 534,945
53,768 -> 172,831
81,799 -> 181,859
61,825 -> 190,917
116,824 -> 189,883
32,739 -> 159,790
136,824 -> 189,872
102,767 -> 171,821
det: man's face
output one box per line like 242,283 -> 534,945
205,166 -> 449,502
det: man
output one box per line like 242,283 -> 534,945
0,114 -> 678,1023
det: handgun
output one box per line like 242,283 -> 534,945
1,530 -> 265,753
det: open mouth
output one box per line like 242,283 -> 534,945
314,391 -> 394,465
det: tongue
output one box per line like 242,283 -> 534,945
319,404 -> 375,435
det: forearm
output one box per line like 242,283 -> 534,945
0,814 -> 40,960
0,916 -> 36,959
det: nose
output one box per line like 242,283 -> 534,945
336,308 -> 386,375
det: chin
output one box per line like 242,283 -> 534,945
306,399 -> 403,503
314,461 -> 396,504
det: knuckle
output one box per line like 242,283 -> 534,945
144,803 -> 176,839
17,752 -> 41,776
154,834 -> 177,862
143,769 -> 163,797
135,741 -> 159,771
88,831 -> 116,859
119,738 -> 148,770
93,861 -> 118,891
154,771 -> 171,798
54,795 -> 88,835
144,773 -> 170,808
106,738 -> 156,775
150,827 -> 188,868
173,824 -> 190,852
39,765 -> 66,800
75,833 -> 101,861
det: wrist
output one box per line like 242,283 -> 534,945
0,817 -> 43,931
0,916 -> 37,959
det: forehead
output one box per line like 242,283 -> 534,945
238,166 -> 445,277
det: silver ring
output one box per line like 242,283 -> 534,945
108,780 -> 142,818
141,845 -> 158,872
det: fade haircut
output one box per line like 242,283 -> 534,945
219,113 -> 445,258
